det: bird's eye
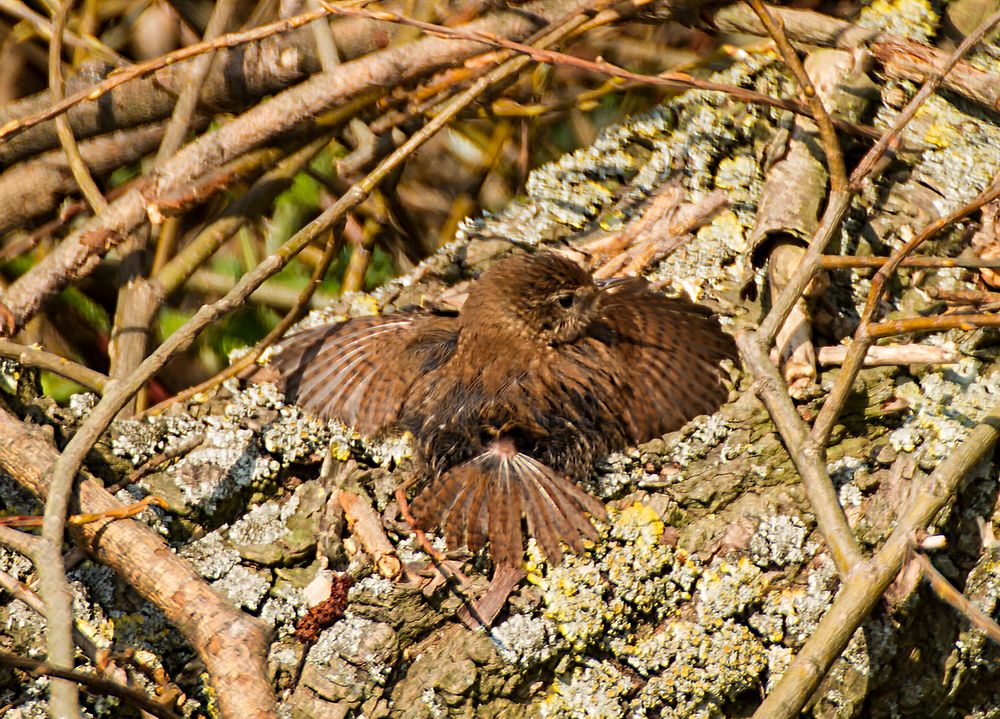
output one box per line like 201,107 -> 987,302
556,294 -> 574,309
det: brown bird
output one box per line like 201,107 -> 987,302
251,252 -> 736,569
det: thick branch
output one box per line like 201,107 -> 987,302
0,409 -> 277,719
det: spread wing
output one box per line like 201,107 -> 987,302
597,282 -> 737,442
246,313 -> 459,435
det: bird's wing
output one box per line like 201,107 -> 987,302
246,313 -> 459,435
597,283 -> 737,442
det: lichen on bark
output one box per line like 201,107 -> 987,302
2,9 -> 1000,717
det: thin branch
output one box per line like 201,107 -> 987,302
0,566 -> 103,666
910,549 -> 1000,646
0,3 -> 334,143
317,0 -> 879,140
735,331 -> 864,574
0,124 -> 166,236
49,0 -> 107,216
863,181 -> 1000,324
41,5 -> 90,712
755,194 -> 852,351
150,137 -> 334,297
110,433 -> 205,492
154,0 -> 236,166
145,221 -> 342,415
821,255 -> 1000,270
866,313 -> 1000,340
0,0 -> 125,65
0,523 -> 42,558
0,649 -> 182,719
306,0 -> 342,71
746,0 -> 846,191
816,343 -> 959,366
0,339 -> 108,392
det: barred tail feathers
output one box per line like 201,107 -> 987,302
409,443 -> 606,567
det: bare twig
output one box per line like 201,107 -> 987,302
754,191 -> 853,348
317,0 -> 878,140
342,217 -> 376,293
339,491 -> 402,579
736,331 -> 864,574
1,496 -> 167,528
926,288 -> 1000,304
909,549 -> 1000,646
0,649 -> 182,719
0,523 -> 42,559
866,313 -> 1000,340
0,4 -> 333,143
0,0 -> 125,65
821,255 -> 1000,270
306,0 -> 342,71
154,0 -> 236,166
816,344 -> 959,366
0,124 -> 166,236
49,0 -> 107,216
0,339 -> 108,392
185,269 -> 334,311
585,186 -> 728,280
144,222 -> 342,416
0,566 -> 104,665
746,0 -> 846,191
151,137 -> 335,297
42,6 -> 91,713
395,485 -> 447,564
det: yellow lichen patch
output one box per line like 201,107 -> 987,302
859,0 -> 937,39
610,501 -> 664,544
539,660 -> 630,718
922,116 -> 959,150
713,157 -> 758,192
330,442 -> 353,461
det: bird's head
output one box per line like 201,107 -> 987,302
462,252 -> 601,345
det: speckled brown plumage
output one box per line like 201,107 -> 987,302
251,252 -> 737,568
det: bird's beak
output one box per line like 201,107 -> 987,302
595,277 -> 632,290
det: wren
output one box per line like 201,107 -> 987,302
250,252 -> 737,569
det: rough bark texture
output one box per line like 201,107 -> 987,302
2,2 -> 1000,717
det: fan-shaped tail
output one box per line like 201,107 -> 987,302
409,442 -> 606,567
